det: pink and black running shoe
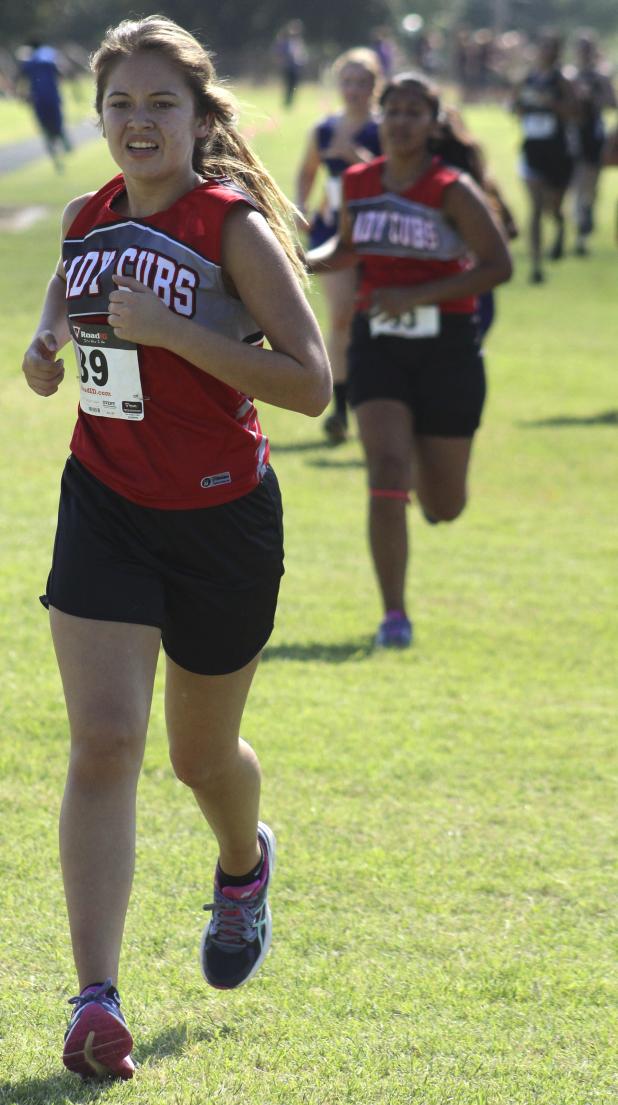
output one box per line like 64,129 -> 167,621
201,821 -> 276,990
63,979 -> 134,1080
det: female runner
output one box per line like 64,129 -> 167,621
569,32 -> 616,255
308,73 -> 511,647
22,16 -> 330,1080
295,48 -> 381,442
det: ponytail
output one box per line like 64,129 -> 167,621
195,85 -> 306,282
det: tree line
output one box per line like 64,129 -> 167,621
1,0 -> 615,62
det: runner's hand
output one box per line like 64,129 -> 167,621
373,287 -> 421,317
22,331 -> 65,396
108,274 -> 171,346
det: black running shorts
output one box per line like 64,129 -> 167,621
522,139 -> 573,190
347,312 -> 486,437
42,456 -> 285,675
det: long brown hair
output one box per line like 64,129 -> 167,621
91,16 -> 305,281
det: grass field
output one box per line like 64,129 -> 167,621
0,82 -> 616,1104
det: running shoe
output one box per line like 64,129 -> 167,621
201,821 -> 276,990
323,412 -> 348,445
63,979 -> 134,1080
578,206 -> 593,236
548,229 -> 564,260
375,610 -> 413,649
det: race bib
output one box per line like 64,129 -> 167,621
71,322 -> 144,421
522,113 -> 557,140
369,305 -> 440,340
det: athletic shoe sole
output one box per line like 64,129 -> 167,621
63,1004 -> 134,1080
200,820 -> 277,990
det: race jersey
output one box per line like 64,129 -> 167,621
63,174 -> 269,509
517,68 -> 572,153
343,156 -> 476,314
316,114 -> 381,221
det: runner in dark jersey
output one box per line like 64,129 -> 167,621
512,32 -> 577,283
21,16 -> 330,1081
17,40 -> 71,170
569,33 -> 616,255
295,48 -> 382,443
308,72 -> 511,648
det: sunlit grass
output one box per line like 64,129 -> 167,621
0,83 -> 616,1104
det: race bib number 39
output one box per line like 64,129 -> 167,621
71,322 -> 144,421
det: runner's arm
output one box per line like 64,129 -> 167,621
22,193 -> 93,396
373,178 -> 512,317
295,129 -> 322,218
107,207 -> 332,417
305,194 -> 358,273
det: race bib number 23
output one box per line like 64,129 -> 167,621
369,305 -> 440,340
71,322 -> 144,421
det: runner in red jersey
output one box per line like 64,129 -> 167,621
21,16 -> 330,1081
63,174 -> 274,508
308,72 -> 511,648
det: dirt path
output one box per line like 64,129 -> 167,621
0,117 -> 99,175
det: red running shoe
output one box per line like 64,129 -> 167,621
63,979 -> 134,1080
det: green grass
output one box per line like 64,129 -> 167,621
0,84 -> 617,1104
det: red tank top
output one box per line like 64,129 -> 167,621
343,156 -> 476,314
63,175 -> 269,509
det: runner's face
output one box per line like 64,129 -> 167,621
101,52 -> 208,184
537,39 -> 560,68
338,64 -> 375,111
380,89 -> 435,158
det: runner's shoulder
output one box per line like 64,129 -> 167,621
62,192 -> 96,237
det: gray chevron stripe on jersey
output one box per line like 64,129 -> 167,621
64,219 -> 262,344
348,192 -> 466,260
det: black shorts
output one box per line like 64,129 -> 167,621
347,312 -> 486,437
42,456 -> 285,676
522,139 -> 573,190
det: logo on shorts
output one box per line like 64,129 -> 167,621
200,471 -> 232,489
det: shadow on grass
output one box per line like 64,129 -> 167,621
136,1020 -> 236,1066
268,439 -> 327,454
519,409 -> 618,428
306,457 -> 364,470
0,1022 -> 235,1103
263,638 -> 373,662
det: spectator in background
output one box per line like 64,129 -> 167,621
274,20 -> 307,108
470,29 -> 495,100
568,31 -> 616,256
453,28 -> 473,96
16,40 -> 71,170
370,26 -> 398,80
